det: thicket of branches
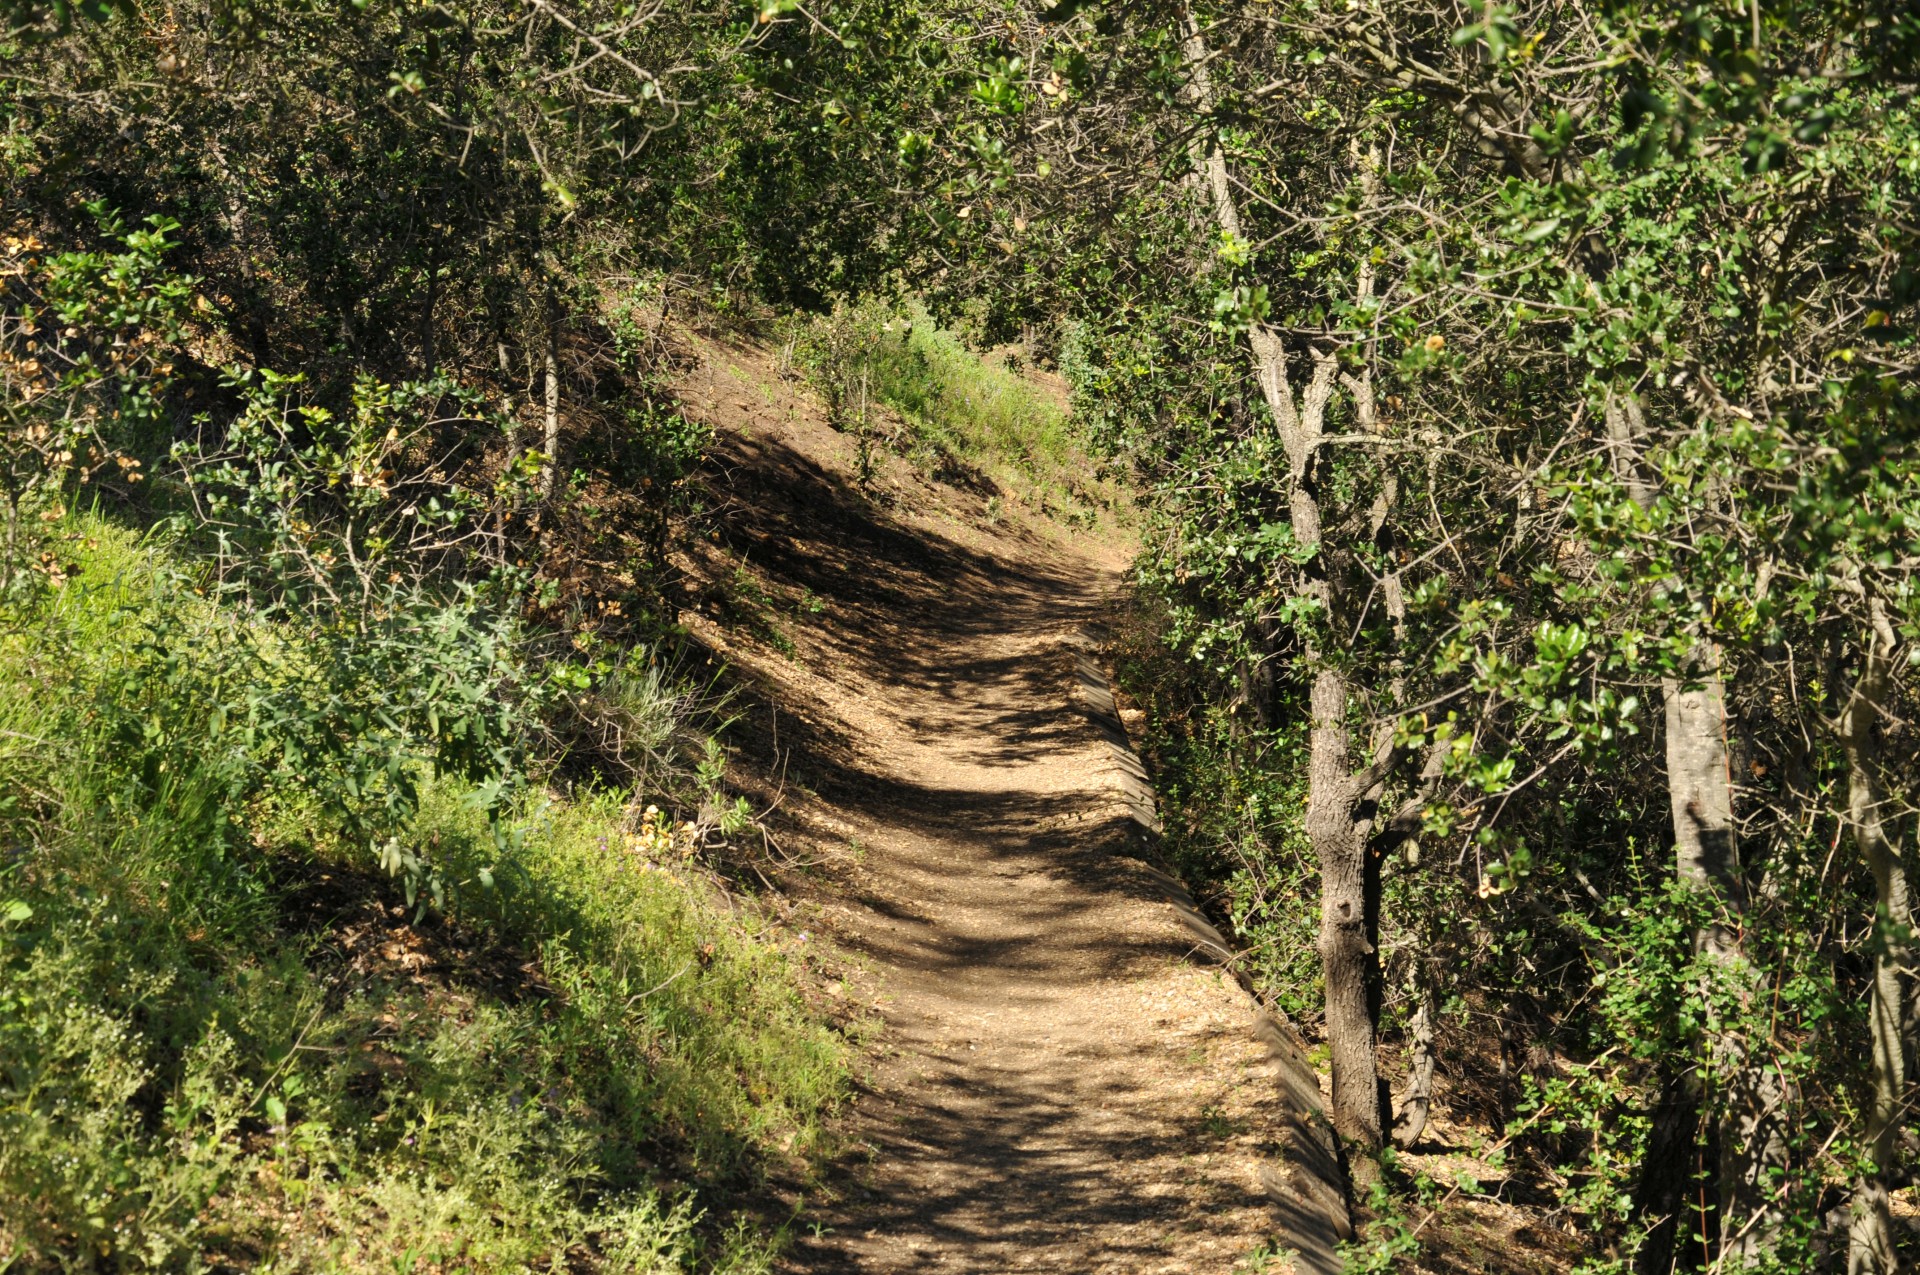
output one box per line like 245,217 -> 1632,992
920,1 -> 1920,1269
7,0 -> 1920,1269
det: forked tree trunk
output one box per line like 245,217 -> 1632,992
1185,11 -> 1387,1177
1840,593 -> 1914,1275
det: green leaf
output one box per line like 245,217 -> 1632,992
1518,216 -> 1561,244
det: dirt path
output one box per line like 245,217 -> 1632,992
674,341 -> 1345,1275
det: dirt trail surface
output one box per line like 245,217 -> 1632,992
673,340 -> 1345,1274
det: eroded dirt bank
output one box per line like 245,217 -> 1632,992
672,339 -> 1343,1275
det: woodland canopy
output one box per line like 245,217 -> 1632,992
4,0 -> 1919,1271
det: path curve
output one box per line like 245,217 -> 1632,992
676,340 -> 1346,1275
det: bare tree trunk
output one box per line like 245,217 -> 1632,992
1602,389 -> 1657,512
1307,667 -> 1387,1165
1630,1067 -> 1708,1275
1664,664 -> 1786,1263
1186,11 -> 1387,1179
1390,977 -> 1437,1148
541,282 -> 561,502
1841,593 -> 1913,1275
493,338 -> 518,564
1664,668 -> 1742,942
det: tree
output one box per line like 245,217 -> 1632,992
944,0 -> 1920,1260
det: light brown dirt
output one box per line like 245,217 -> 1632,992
670,338 -> 1341,1275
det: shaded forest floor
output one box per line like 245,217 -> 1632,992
660,336 -> 1340,1273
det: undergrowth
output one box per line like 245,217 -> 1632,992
1107,590 -> 1323,1025
0,516 -> 846,1273
782,299 -> 1118,527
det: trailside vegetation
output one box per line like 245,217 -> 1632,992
0,0 -> 926,1265
6,0 -> 1920,1269
923,0 -> 1920,1270
783,297 -> 1116,521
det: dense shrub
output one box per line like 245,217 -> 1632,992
0,519 -> 845,1272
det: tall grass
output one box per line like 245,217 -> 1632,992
788,300 -> 1119,523
0,516 -> 846,1273
857,305 -> 1075,470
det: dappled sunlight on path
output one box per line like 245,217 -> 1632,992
674,338 -> 1346,1275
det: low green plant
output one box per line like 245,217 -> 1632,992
714,563 -> 796,658
1109,595 -> 1323,1023
1338,1178 -> 1423,1274
0,518 -> 846,1272
786,299 -> 1113,521
1239,1241 -> 1293,1272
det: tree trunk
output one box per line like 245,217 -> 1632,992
494,337 -> 518,564
1390,977 -> 1437,1148
1663,669 -> 1743,945
1666,659 -> 1786,1264
1308,667 -> 1386,1165
1841,594 -> 1913,1275
1186,8 -> 1388,1181
1614,385 -> 1785,1261
1631,1068 -> 1709,1275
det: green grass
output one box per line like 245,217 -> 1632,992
788,299 -> 1120,526
0,516 -> 846,1273
854,305 -> 1076,471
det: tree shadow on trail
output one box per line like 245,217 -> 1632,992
692,422 -> 1186,936
670,411 -> 1288,1270
788,1048 -> 1254,1272
693,425 -> 1102,748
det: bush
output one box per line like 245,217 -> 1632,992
0,519 -> 846,1272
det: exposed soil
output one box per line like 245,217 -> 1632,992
669,338 -> 1343,1274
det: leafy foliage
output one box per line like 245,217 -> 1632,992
0,518 -> 844,1272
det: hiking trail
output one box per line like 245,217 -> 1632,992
672,339 -> 1347,1275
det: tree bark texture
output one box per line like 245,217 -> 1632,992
1663,671 -> 1744,947
1630,1068 -> 1709,1275
1389,978 -> 1437,1149
541,285 -> 561,502
1308,667 -> 1386,1156
1841,595 -> 1914,1275
1186,10 -> 1387,1174
1614,384 -> 1786,1262
1663,664 -> 1788,1264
